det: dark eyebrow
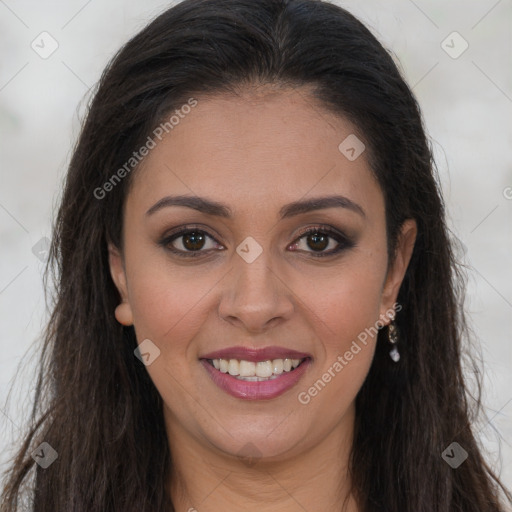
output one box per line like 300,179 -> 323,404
279,195 -> 365,219
146,194 -> 365,219
146,195 -> 232,217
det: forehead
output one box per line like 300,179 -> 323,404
128,86 -> 383,218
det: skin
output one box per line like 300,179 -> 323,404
109,85 -> 417,512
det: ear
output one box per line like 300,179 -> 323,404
379,219 -> 417,323
108,242 -> 133,326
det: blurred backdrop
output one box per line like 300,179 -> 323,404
1,0 -> 511,493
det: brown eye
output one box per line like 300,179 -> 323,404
161,228 -> 222,257
305,232 -> 330,252
181,231 -> 207,251
289,226 -> 354,257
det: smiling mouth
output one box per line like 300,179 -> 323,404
205,357 -> 308,381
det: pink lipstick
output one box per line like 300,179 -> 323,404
200,346 -> 312,400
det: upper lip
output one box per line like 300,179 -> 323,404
200,346 -> 312,362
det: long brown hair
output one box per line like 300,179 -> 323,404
2,0 -> 511,510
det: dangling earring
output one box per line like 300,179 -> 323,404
388,321 -> 400,362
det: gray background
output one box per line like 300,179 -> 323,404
1,0 -> 511,496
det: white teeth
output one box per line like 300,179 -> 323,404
273,359 -> 284,374
219,359 -> 229,373
235,375 -> 280,382
210,357 -> 304,378
256,361 -> 273,377
239,360 -> 256,377
228,359 -> 239,376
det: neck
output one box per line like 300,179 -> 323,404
165,404 -> 360,512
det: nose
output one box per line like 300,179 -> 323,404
218,244 -> 294,333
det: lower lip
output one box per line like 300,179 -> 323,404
200,358 -> 311,400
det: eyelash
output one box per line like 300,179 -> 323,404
159,224 -> 355,259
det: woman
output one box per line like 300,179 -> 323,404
1,0 -> 511,510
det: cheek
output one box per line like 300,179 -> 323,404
330,272 -> 384,337
127,262 -> 213,350
295,251 -> 387,394
122,224 -> 221,342
296,270 -> 384,412
125,261 -> 213,410
302,259 -> 386,347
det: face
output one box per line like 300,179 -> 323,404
109,86 -> 416,463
